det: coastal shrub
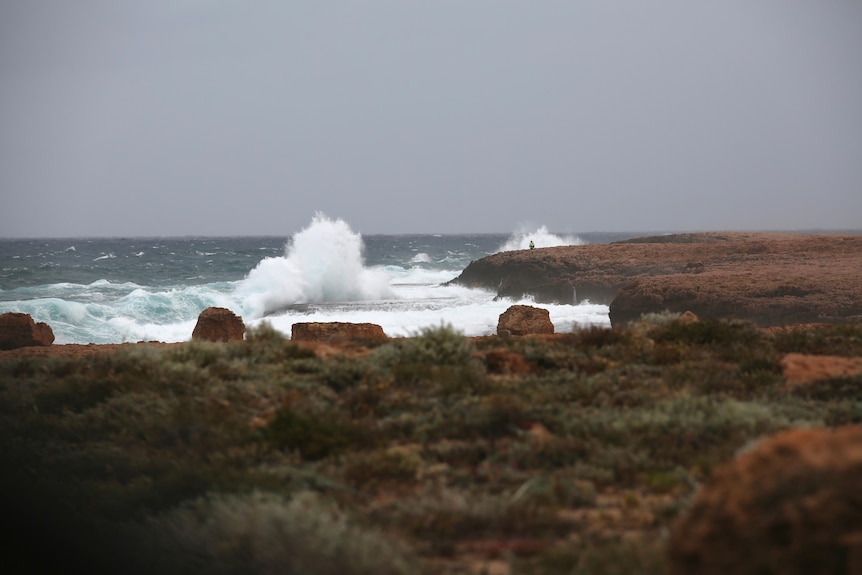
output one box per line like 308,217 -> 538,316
504,337 -> 584,371
6,348 -> 182,417
509,473 -> 597,508
636,310 -> 683,327
340,378 -> 396,418
422,438 -> 492,468
823,400 -> 862,426
243,323 -> 319,364
377,486 -> 571,547
579,444 -> 655,486
343,446 -> 424,486
375,323 -> 474,366
320,355 -> 385,393
31,369 -> 118,415
770,322 -> 862,356
478,392 -> 536,434
666,359 -> 741,396
135,490 -> 422,575
244,321 -> 286,343
736,367 -> 783,395
564,398 -> 801,477
260,407 -> 373,461
786,374 -> 862,402
643,466 -> 694,495
492,435 -> 590,471
369,324 -> 484,391
0,356 -> 38,378
649,318 -> 760,348
566,539 -> 666,575
516,539 -> 668,575
649,341 -> 686,365
433,391 -> 536,441
164,340 -> 227,368
572,325 -> 630,350
553,366 -> 669,409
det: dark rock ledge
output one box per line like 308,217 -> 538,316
447,232 -> 862,327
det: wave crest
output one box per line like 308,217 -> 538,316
237,213 -> 394,318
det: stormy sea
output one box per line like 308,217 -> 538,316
0,214 -> 644,344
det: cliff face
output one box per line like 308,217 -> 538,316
448,232 -> 862,327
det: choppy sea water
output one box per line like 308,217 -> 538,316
0,215 -> 643,344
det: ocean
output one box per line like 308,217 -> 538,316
0,215 -> 641,344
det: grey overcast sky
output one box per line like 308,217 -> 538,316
1,1 -> 861,237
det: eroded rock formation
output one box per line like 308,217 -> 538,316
497,305 -> 554,336
448,233 -> 862,327
291,322 -> 387,343
668,425 -> 862,575
0,312 -> 55,350
780,353 -> 862,387
191,307 -> 246,342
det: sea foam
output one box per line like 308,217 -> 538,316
236,214 -> 394,318
499,225 -> 584,251
0,218 -> 613,344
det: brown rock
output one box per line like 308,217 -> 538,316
526,422 -> 555,445
497,305 -> 554,336
449,232 -> 862,327
780,353 -> 862,387
191,307 -> 245,342
0,312 -> 54,350
478,349 -> 534,375
291,322 -> 387,343
677,310 -> 699,323
668,425 -> 862,575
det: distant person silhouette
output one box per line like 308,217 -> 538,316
529,240 -> 535,250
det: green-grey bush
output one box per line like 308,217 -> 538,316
369,323 -> 485,391
135,490 -> 422,575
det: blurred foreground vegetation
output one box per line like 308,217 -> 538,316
1,318 -> 861,574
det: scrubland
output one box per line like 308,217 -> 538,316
2,317 -> 861,574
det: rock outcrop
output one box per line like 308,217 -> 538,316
448,233 -> 862,327
291,322 -> 388,343
0,312 -> 55,350
191,307 -> 245,342
780,353 -> 862,387
497,305 -> 554,336
476,349 -> 534,375
668,425 -> 862,575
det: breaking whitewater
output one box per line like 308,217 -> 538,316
0,215 -> 640,344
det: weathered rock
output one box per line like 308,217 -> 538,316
191,307 -> 245,342
780,353 -> 862,387
497,305 -> 554,336
676,310 -> 699,323
449,232 -> 862,327
0,312 -> 55,350
477,349 -> 534,375
291,322 -> 387,343
668,425 -> 862,575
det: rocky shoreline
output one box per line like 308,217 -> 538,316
448,232 -> 862,327
2,232 -> 859,358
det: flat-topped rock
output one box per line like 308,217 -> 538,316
291,322 -> 387,343
192,307 -> 246,342
448,232 -> 862,327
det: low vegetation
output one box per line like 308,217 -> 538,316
1,319 -> 861,574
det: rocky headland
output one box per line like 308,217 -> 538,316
448,232 -> 862,327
